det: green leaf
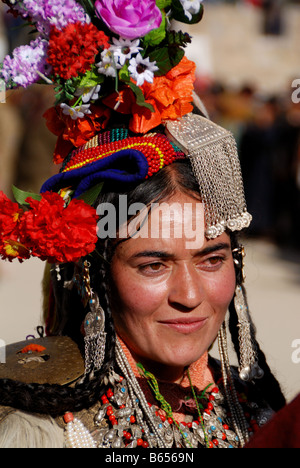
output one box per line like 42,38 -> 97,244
77,182 -> 104,206
65,90 -> 76,100
143,12 -> 166,47
129,82 -> 155,112
156,0 -> 172,9
79,69 -> 104,88
12,186 -> 41,207
148,46 -> 185,76
166,30 -> 192,47
119,63 -> 130,83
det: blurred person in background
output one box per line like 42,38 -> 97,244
0,3 -> 23,199
0,4 -> 55,197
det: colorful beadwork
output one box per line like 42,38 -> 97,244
61,129 -> 185,178
63,371 -> 262,449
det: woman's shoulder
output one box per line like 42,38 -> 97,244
0,405 -> 64,448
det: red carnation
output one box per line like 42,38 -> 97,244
0,191 -> 22,235
0,191 -> 27,260
19,192 -> 98,264
47,22 -> 110,80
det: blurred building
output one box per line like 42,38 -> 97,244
183,1 -> 300,95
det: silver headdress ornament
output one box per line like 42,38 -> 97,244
165,114 -> 252,239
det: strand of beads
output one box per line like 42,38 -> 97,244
115,341 -> 166,448
100,384 -> 151,448
64,412 -> 97,448
62,133 -> 184,177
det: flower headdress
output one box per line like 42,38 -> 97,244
0,0 -> 252,265
0,0 -> 204,264
1,0 -> 203,162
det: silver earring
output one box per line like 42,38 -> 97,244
234,284 -> 264,381
232,246 -> 264,382
83,292 -> 106,379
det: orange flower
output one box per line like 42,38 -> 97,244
133,56 -> 196,133
43,105 -> 111,164
130,99 -> 161,134
102,87 -> 136,115
103,57 -> 196,134
20,344 -> 46,354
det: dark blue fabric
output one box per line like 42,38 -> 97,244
40,149 -> 149,198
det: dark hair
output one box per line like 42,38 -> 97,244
0,161 -> 286,416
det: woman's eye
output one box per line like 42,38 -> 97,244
200,256 -> 224,270
139,262 -> 165,274
208,256 -> 222,265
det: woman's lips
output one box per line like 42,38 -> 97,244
158,317 -> 208,334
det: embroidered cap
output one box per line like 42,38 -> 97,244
41,128 -> 185,197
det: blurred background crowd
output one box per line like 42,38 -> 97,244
0,0 -> 299,401
197,80 -> 300,250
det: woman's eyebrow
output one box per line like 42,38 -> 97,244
197,242 -> 231,256
131,250 -> 176,260
130,243 -> 231,260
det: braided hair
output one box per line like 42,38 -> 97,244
0,161 -> 286,416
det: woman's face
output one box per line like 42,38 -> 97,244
110,192 -> 236,381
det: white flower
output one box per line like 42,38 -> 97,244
74,85 -> 101,104
128,53 -> 158,87
96,49 -> 120,78
60,103 -> 92,120
179,0 -> 203,21
110,37 -> 142,67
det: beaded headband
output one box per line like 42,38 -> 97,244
41,128 -> 185,197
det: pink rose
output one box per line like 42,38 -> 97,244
95,0 -> 162,40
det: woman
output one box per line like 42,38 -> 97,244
0,126 -> 285,448
0,0 -> 285,449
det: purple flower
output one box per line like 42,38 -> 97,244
39,0 -> 88,33
0,37 -> 50,88
6,0 -> 88,36
95,0 -> 162,40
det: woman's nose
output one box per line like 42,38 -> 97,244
168,263 -> 203,311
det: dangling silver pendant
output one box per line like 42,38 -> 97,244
84,293 -> 106,377
234,285 -> 264,381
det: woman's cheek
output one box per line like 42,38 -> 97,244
111,270 -> 168,320
203,265 -> 236,309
